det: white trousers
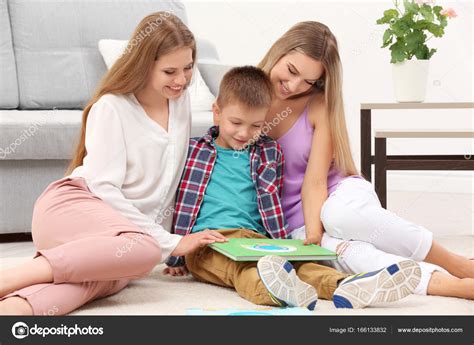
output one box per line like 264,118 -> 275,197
290,178 -> 448,295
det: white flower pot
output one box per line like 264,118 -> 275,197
392,59 -> 429,102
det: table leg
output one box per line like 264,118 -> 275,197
361,109 -> 372,181
375,137 -> 387,208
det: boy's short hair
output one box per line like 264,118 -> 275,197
216,66 -> 273,109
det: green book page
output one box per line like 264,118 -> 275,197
208,238 -> 337,261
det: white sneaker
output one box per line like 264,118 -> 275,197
333,259 -> 421,309
257,255 -> 318,311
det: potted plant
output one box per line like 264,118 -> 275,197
376,0 -> 457,102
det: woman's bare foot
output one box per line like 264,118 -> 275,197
0,297 -> 33,315
0,256 -> 53,297
427,272 -> 474,299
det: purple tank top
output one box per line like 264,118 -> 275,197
277,107 -> 362,231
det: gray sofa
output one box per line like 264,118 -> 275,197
0,0 -> 230,235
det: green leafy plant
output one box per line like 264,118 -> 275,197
376,0 -> 457,63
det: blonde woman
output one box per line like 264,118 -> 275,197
259,21 -> 473,302
0,12 -> 226,315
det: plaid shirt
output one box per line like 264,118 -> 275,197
167,126 -> 289,266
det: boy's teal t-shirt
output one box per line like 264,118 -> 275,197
192,142 -> 266,235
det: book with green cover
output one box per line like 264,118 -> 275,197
208,238 -> 337,261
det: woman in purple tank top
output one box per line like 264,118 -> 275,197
257,21 -> 472,299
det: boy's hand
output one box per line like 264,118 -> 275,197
303,231 -> 323,246
163,265 -> 189,276
171,230 -> 228,257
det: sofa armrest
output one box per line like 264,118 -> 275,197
197,62 -> 234,96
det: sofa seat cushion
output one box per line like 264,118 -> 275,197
0,110 -> 82,160
0,110 -> 214,160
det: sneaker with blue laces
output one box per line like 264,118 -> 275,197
257,255 -> 318,311
333,259 -> 421,309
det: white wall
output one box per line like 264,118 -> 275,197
185,0 -> 473,195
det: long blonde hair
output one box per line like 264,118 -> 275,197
258,21 -> 358,176
65,12 -> 196,175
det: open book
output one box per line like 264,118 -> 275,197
208,238 -> 337,261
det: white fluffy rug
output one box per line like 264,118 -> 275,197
1,235 -> 472,315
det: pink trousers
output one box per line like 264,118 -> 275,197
1,177 -> 162,315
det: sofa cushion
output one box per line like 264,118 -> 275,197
8,0 -> 187,110
0,110 -> 82,160
0,0 -> 19,109
0,110 -> 213,160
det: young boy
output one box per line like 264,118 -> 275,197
165,66 -> 421,310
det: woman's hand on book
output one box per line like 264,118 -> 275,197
171,230 -> 228,256
303,230 -> 323,246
